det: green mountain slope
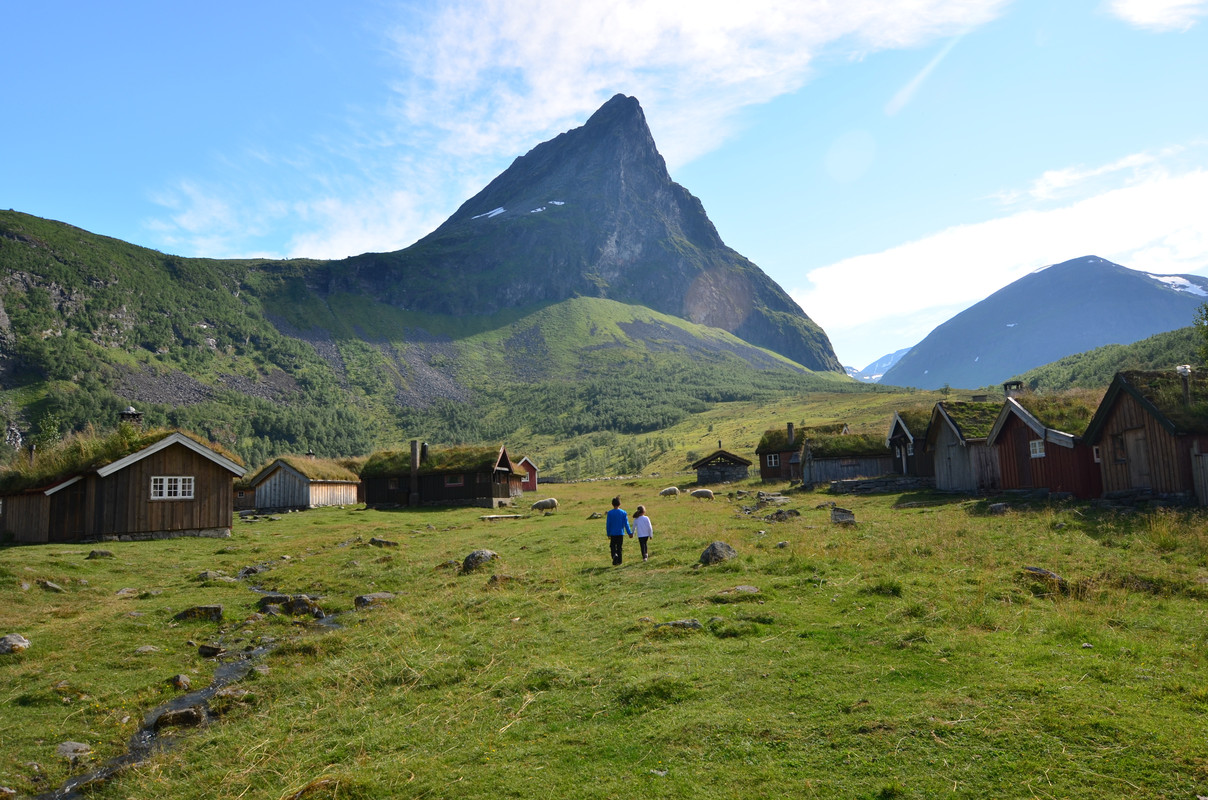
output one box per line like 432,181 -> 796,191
0,210 -> 854,468
1008,325 -> 1201,391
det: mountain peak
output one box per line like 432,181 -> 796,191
332,96 -> 841,372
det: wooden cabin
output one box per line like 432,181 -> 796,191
0,431 -> 245,544
362,441 -> 524,509
249,456 -> 360,511
1083,369 -> 1208,501
800,433 -> 894,485
756,423 -> 804,481
518,457 -> 540,492
987,394 -> 1103,499
233,480 -> 256,511
691,450 -> 752,485
886,408 -> 934,477
925,401 -> 1002,493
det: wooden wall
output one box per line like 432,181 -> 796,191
932,426 -> 1000,492
1096,393 -> 1205,495
804,456 -> 894,484
254,465 -> 359,510
307,482 -> 359,507
92,443 -> 233,537
1,493 -> 51,543
996,416 -> 1102,499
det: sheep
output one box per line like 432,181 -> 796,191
658,486 -> 680,497
530,498 -> 559,511
689,488 -> 714,500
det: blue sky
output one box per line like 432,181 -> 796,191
3,0 -> 1207,368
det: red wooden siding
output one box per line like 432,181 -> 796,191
1095,392 -> 1208,495
995,414 -> 1101,499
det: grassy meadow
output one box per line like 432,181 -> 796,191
3,479 -> 1208,798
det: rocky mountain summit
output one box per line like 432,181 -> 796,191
323,94 -> 840,372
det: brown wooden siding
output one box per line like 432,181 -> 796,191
996,415 -> 1102,499
2,493 -> 51,543
758,451 -> 796,482
366,471 -> 523,508
1095,392 -> 1208,495
92,443 -> 233,537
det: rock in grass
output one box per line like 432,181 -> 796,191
55,742 -> 92,762
168,674 -> 191,690
830,507 -> 856,525
0,634 -> 31,654
718,585 -> 760,597
85,550 -> 114,560
654,619 -> 703,631
154,706 -> 205,730
174,605 -> 224,623
988,503 -> 1009,515
354,592 -> 396,610
38,580 -> 65,593
699,541 -> 738,565
462,549 -> 499,573
369,537 -> 399,548
198,643 -> 224,658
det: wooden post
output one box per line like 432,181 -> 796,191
409,440 -> 420,507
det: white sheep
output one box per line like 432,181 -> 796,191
530,498 -> 559,511
689,488 -> 714,500
658,486 -> 680,497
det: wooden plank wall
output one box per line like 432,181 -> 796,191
93,443 -> 232,536
307,482 -> 359,507
2,494 -> 50,543
1098,393 -> 1187,494
806,456 -> 894,484
255,467 -> 309,510
933,426 -> 977,491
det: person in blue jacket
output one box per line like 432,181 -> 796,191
605,496 -> 632,566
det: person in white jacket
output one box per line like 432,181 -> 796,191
633,505 -> 653,561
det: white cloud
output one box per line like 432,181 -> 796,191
286,190 -> 448,260
391,0 -> 1011,169
792,151 -> 1208,366
1106,0 -> 1208,31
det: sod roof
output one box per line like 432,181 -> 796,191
253,455 -> 360,484
1085,370 -> 1208,438
937,401 -> 1002,441
361,446 -> 509,478
0,426 -> 243,494
1013,389 -> 1104,436
805,433 -> 891,459
889,407 -> 933,440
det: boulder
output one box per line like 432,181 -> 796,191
168,674 -> 191,691
0,633 -> 31,654
653,619 -> 703,631
197,643 -> 225,658
55,742 -> 91,763
354,592 -> 396,610
174,605 -> 224,623
462,549 -> 499,573
988,503 -> 1010,515
154,706 -> 205,730
700,541 -> 738,565
85,550 -> 114,560
830,507 -> 856,525
38,580 -> 65,593
369,537 -> 399,548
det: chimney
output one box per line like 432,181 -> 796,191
971,394 -> 989,402
28,443 -> 35,467
1003,381 -> 1023,399
119,406 -> 144,428
786,422 -> 795,447
718,439 -> 722,450
1177,365 -> 1192,406
306,447 -> 316,459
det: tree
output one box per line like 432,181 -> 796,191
1195,303 -> 1208,366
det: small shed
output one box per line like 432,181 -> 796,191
987,392 -> 1103,499
362,441 -> 524,509
756,423 -> 804,481
233,479 -> 256,511
249,455 -> 360,511
517,457 -> 540,492
1083,369 -> 1208,500
886,407 -> 934,477
691,450 -> 752,485
925,401 -> 1002,493
0,429 -> 245,544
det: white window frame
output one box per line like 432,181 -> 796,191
1029,440 -> 1045,459
766,453 -> 780,468
1092,445 -> 1101,463
906,443 -> 914,456
151,475 -> 195,500
444,474 -> 465,487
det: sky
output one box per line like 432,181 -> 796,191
3,0 -> 1207,369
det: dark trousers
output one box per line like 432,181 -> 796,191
609,536 -> 624,565
638,537 -> 649,559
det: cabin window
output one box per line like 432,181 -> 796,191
1092,446 -> 1101,463
444,474 -> 465,487
1112,434 -> 1127,463
906,443 -> 914,456
767,454 -> 780,468
1029,440 -> 1045,459
151,476 -> 194,500
388,478 -> 398,491
237,490 -> 245,498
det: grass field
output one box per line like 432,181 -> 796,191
3,479 -> 1207,799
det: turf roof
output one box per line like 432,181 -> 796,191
1117,370 -> 1208,434
938,401 -> 1002,440
0,426 -> 243,494
1013,389 -> 1104,436
361,446 -> 507,478
890,407 -> 932,440
805,433 -> 891,459
255,455 -> 360,483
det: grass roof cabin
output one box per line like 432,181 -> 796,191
1083,368 -> 1208,501
0,427 -> 245,544
800,433 -> 894,486
886,406 -> 934,478
925,401 -> 1003,493
690,449 -> 752,485
987,389 -> 1104,499
362,442 -> 524,509
249,455 -> 361,511
756,422 -> 849,482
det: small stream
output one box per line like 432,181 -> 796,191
35,577 -> 345,800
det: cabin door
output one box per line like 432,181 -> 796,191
1123,429 -> 1152,489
